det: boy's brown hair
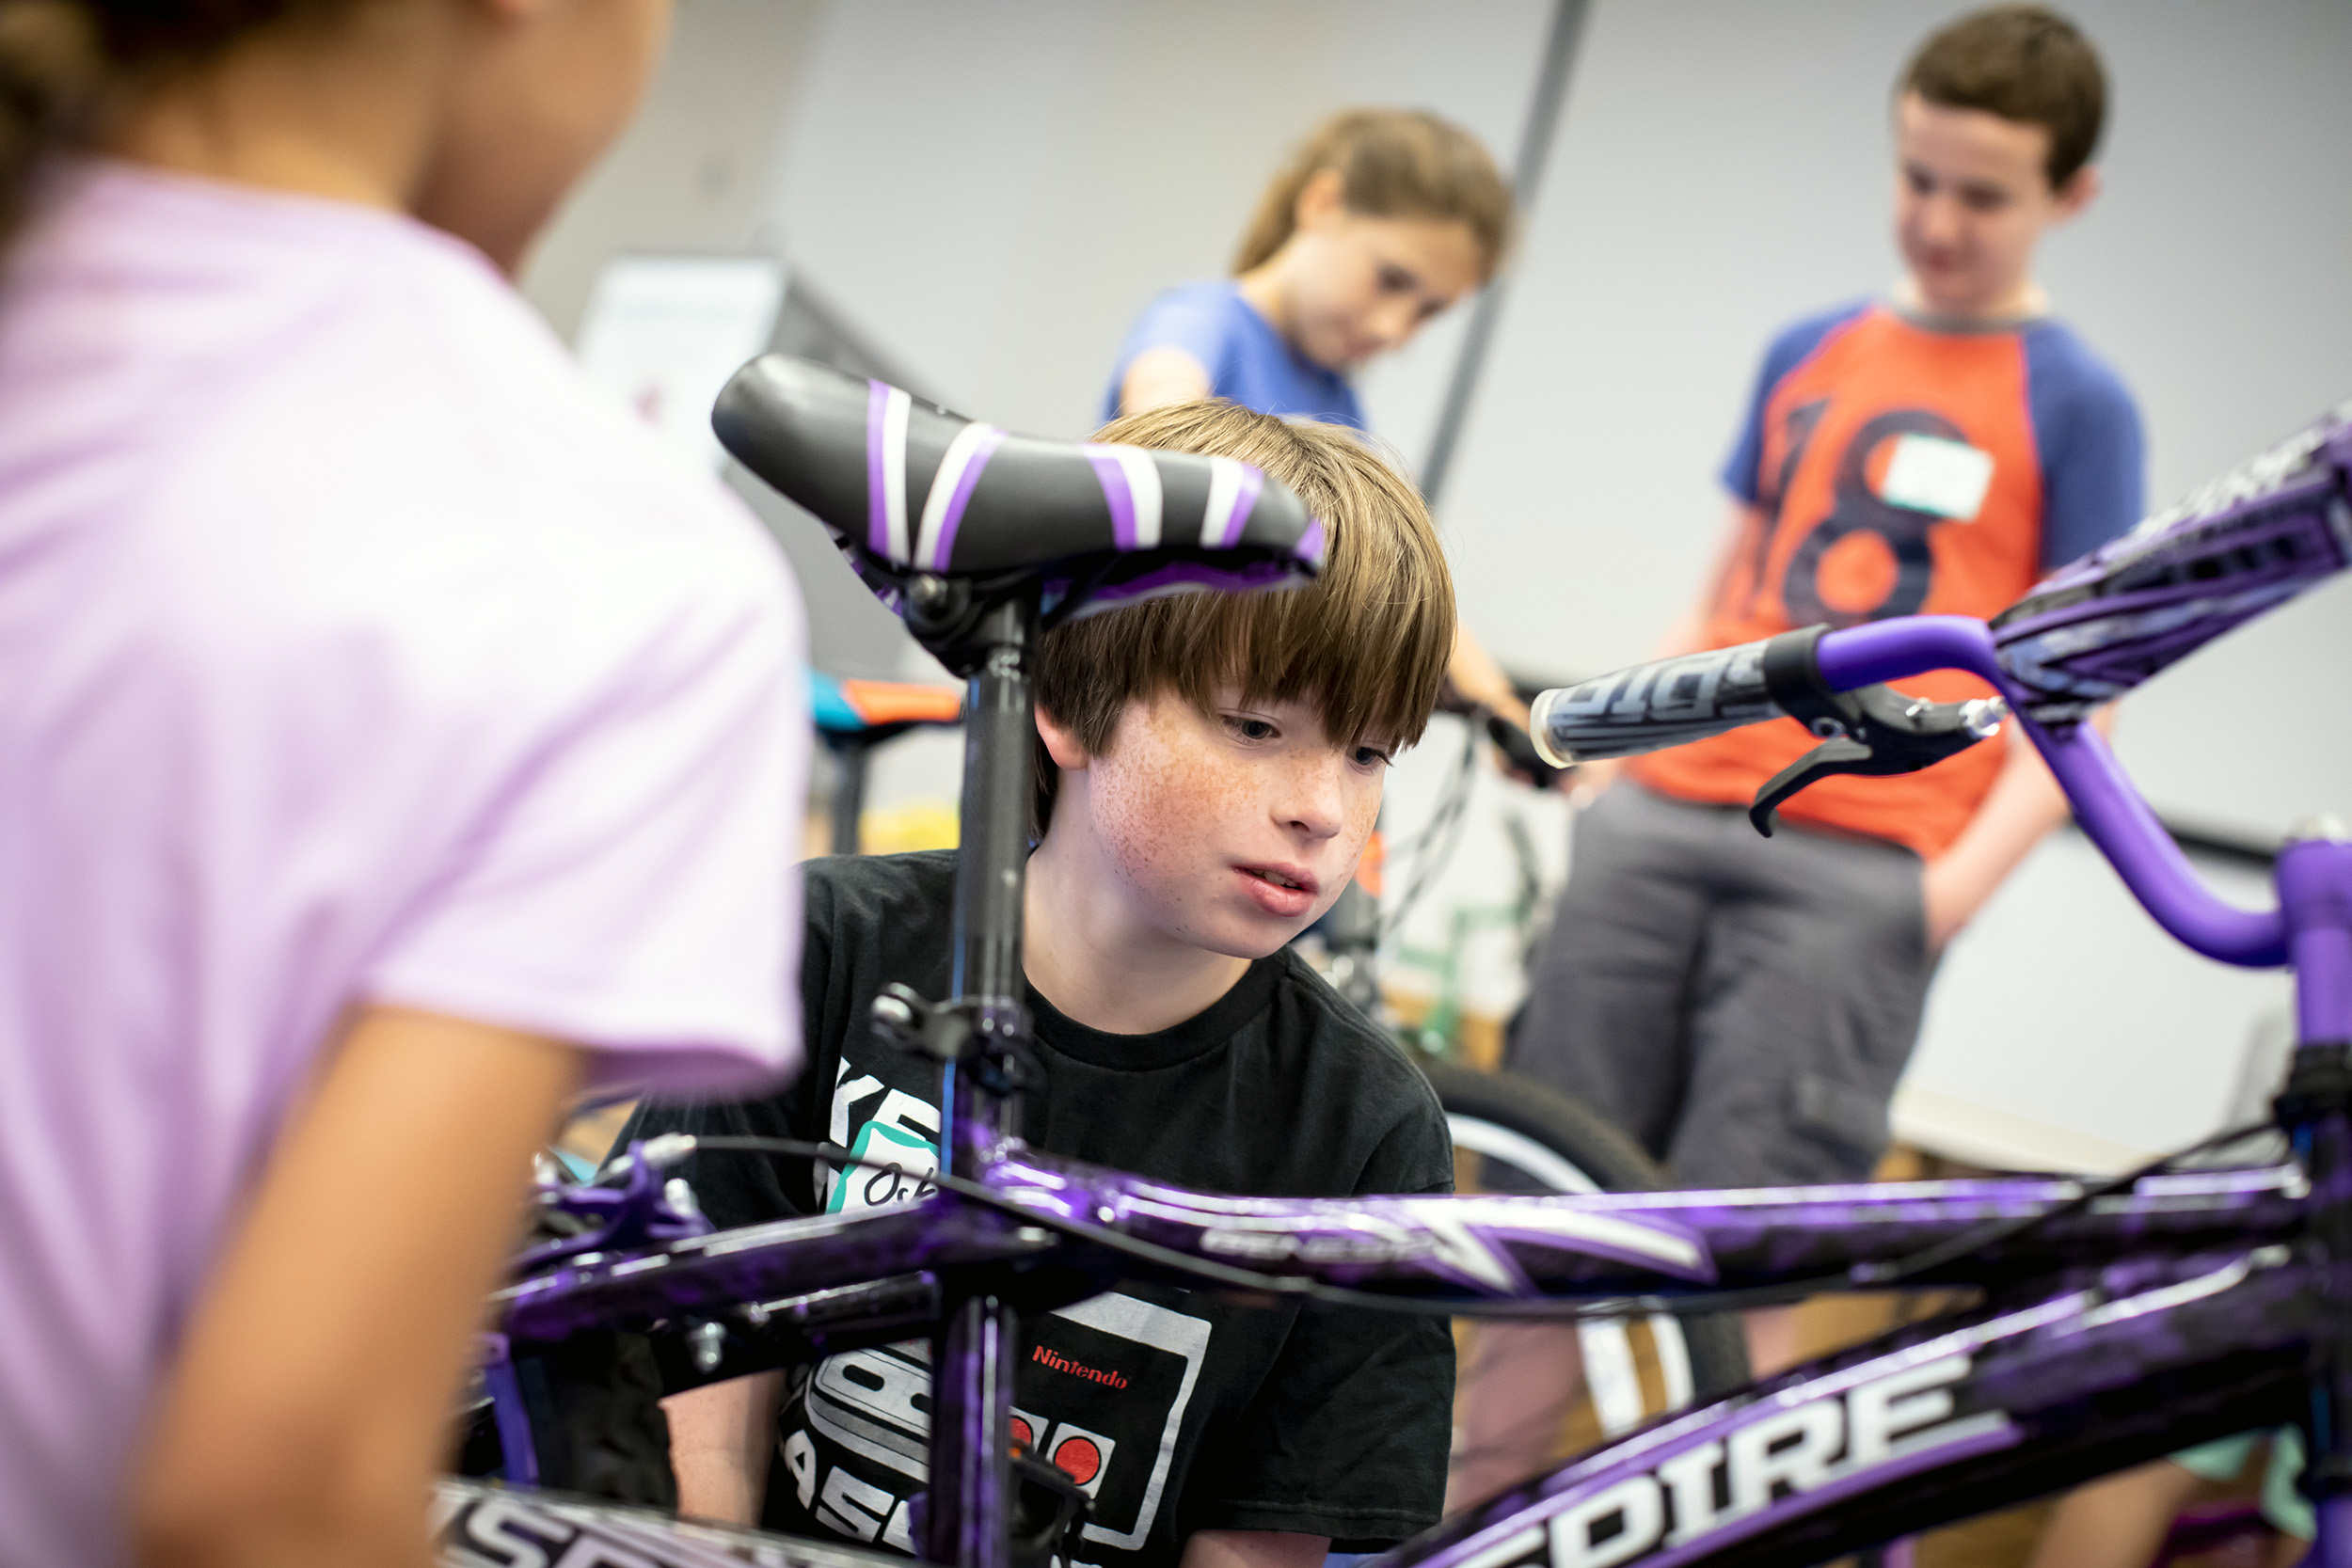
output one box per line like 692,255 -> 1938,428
1232,107 -> 1516,282
1902,5 -> 2107,189
1032,402 -> 1455,834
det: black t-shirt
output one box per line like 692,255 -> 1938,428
624,851 -> 1455,1568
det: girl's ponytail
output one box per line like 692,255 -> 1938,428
0,0 -> 103,248
1231,107 -> 1516,279
0,0 -> 357,255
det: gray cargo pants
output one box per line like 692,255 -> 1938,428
1505,782 -> 1935,1188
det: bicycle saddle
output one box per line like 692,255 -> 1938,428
714,357 -> 1327,645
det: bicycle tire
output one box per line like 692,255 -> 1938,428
1421,1061 -> 1683,1193
1419,1062 -> 1748,1462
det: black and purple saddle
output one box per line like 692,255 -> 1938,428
713,356 -> 1327,638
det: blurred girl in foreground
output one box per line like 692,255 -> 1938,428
0,2 -> 808,1562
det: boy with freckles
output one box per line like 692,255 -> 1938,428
624,401 -> 1460,1568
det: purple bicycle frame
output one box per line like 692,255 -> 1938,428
1391,625 -> 2347,1568
462,404 -> 2352,1568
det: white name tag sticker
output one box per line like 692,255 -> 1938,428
1879,433 -> 1994,521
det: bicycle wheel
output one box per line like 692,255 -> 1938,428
1419,1062 -> 1749,1505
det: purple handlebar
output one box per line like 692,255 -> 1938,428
1814,616 -> 2289,968
1809,614 -> 2005,693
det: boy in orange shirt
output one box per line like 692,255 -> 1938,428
1506,4 -> 2141,1372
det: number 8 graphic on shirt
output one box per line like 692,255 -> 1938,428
1781,407 -> 1966,627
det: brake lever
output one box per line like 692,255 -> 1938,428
514,1136 -> 713,1276
1748,624 -> 2009,837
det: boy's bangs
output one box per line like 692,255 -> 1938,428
1159,544 -> 1450,752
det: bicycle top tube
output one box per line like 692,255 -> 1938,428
1813,615 -> 2292,968
494,1138 -> 2309,1341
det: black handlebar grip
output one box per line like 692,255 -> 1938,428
1528,636 -> 1786,766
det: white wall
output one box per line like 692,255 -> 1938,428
756,0 -> 1549,441
1893,835 -> 2293,1172
521,0 -> 827,339
523,0 -> 2352,1168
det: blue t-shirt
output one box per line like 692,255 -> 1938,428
1100,280 -> 1364,429
1719,299 -> 2145,572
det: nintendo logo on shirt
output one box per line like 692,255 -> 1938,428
1032,1345 -> 1130,1389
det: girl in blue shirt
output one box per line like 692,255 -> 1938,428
1105,108 -> 1511,429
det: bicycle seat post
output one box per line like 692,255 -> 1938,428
932,592 -> 1040,1164
925,588 -> 1037,1568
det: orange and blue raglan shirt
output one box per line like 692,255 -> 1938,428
1631,300 -> 2143,857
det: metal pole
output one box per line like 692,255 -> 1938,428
831,742 -> 868,856
949,599 -> 1034,1024
1418,0 -> 1590,509
925,1291 -> 1021,1568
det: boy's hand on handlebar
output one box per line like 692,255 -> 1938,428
1443,629 -> 1530,729
1483,710 -> 1569,791
1438,630 -> 1578,789
1435,677 -> 1565,790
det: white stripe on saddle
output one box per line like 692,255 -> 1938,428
881,386 -> 913,564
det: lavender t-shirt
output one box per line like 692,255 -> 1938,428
0,165 -> 809,1564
